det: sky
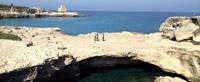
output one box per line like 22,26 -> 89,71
0,0 -> 200,12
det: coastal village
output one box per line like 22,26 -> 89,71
0,4 -> 79,18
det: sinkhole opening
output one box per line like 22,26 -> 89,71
47,56 -> 187,82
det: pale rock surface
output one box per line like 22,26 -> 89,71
0,26 -> 200,82
193,28 -> 200,42
160,16 -> 200,41
154,76 -> 187,82
174,20 -> 199,41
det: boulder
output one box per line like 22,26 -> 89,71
174,20 -> 199,41
154,76 -> 187,82
193,28 -> 200,42
191,16 -> 200,26
160,16 -> 200,41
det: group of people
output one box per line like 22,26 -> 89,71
94,33 -> 105,41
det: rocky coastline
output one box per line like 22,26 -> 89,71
0,16 -> 200,82
0,12 -> 79,18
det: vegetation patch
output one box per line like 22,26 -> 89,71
0,32 -> 22,41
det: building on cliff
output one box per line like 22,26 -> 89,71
10,3 -> 14,13
58,4 -> 67,13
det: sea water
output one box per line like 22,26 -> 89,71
0,11 -> 199,35
77,68 -> 163,82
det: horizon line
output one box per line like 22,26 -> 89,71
69,10 -> 200,13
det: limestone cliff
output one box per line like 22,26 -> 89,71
0,25 -> 200,82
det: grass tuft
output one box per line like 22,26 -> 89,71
0,32 -> 22,41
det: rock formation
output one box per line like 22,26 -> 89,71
154,76 -> 187,82
0,12 -> 35,18
160,16 -> 200,42
193,28 -> 200,42
0,17 -> 200,82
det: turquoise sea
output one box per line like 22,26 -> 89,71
0,11 -> 199,35
77,68 -> 163,82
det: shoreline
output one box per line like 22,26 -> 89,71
0,25 -> 147,36
0,11 -> 79,18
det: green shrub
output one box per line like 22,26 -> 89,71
0,32 -> 22,41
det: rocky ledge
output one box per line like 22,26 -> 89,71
0,16 -> 200,82
155,76 -> 187,82
160,16 -> 200,42
0,12 -> 79,18
0,12 -> 35,18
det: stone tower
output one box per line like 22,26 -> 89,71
10,3 -> 14,13
58,4 -> 67,13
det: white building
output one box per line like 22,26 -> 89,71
10,4 -> 14,13
58,5 -> 67,13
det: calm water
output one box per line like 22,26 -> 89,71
0,11 -> 199,35
77,68 -> 162,82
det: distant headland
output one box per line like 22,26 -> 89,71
0,4 -> 79,18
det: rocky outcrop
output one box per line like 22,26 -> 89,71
154,76 -> 187,82
0,12 -> 35,18
160,16 -> 200,41
193,28 -> 200,42
0,12 -> 79,18
0,26 -> 200,82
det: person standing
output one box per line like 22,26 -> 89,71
102,34 -> 105,41
94,33 -> 97,41
96,33 -> 99,41
94,33 -> 99,41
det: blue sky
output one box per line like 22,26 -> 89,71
0,0 -> 200,12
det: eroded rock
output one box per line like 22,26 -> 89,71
160,16 -> 200,41
26,41 -> 33,47
154,76 -> 187,82
174,20 -> 199,41
193,28 -> 200,43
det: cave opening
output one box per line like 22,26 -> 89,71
47,56 -> 187,82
